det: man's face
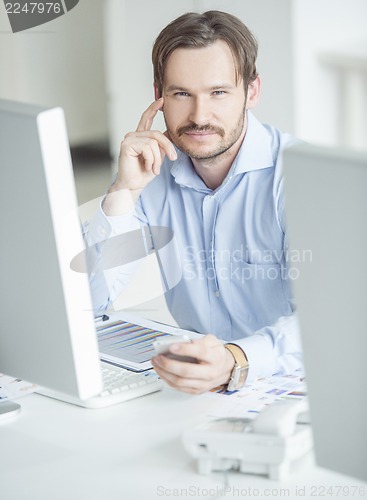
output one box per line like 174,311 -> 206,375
160,40 -> 247,161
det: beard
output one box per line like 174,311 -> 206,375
165,108 -> 246,161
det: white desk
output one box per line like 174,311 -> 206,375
1,387 -> 366,500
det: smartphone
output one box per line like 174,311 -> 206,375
153,335 -> 197,363
0,400 -> 21,420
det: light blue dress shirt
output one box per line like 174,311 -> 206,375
85,111 -> 303,381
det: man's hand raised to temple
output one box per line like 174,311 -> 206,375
103,98 -> 177,214
114,98 -> 176,192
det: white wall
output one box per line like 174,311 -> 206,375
2,0 -> 366,150
0,0 -> 108,145
292,0 -> 367,149
104,0 -> 294,161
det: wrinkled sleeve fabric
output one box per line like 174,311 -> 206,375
82,198 -> 148,314
233,313 -> 303,383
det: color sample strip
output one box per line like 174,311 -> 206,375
97,320 -> 171,363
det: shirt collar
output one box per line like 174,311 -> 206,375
170,152 -> 208,191
170,110 -> 274,190
233,110 -> 274,175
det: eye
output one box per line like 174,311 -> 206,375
212,90 -> 226,96
175,92 -> 190,97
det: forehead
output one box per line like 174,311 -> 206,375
163,40 -> 239,89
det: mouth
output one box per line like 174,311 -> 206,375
185,131 -> 217,138
181,128 -> 221,143
177,125 -> 224,140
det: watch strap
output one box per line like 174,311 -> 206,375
224,343 -> 249,391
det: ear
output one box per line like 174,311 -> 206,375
246,75 -> 261,110
154,84 -> 161,101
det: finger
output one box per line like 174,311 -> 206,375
126,131 -> 177,162
194,334 -> 220,346
146,131 -> 176,161
127,140 -> 153,170
149,139 -> 164,175
136,139 -> 161,175
136,98 -> 164,132
152,354 -> 211,380
138,143 -> 160,174
142,146 -> 155,173
152,362 -> 209,394
140,136 -> 173,171
169,335 -> 222,363
127,137 -> 164,173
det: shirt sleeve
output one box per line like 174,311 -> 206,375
82,199 -> 148,314
232,312 -> 303,383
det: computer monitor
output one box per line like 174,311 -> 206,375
283,143 -> 367,482
0,99 -> 103,400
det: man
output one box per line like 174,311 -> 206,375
85,10 -> 302,394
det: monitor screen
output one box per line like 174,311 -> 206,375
0,99 -> 102,399
283,142 -> 367,482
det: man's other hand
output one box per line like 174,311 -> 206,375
151,334 -> 235,394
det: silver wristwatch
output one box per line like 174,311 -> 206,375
225,343 -> 249,391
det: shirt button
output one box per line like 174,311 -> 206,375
215,290 -> 220,298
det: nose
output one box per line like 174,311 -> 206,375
188,96 -> 212,125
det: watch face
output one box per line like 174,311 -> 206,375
224,344 -> 249,390
228,365 -> 248,391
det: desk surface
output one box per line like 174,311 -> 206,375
1,388 -> 366,500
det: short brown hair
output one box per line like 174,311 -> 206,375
152,10 -> 258,96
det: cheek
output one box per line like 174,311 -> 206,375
221,105 -> 245,126
163,100 -> 189,128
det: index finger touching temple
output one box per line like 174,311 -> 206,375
136,97 -> 164,132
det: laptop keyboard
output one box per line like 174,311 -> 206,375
37,363 -> 163,408
99,364 -> 161,397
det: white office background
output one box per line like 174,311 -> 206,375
1,0 -> 366,151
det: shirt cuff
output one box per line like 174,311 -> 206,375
231,313 -> 303,383
231,333 -> 276,384
87,199 -> 139,242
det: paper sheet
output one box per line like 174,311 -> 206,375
207,370 -> 307,419
0,373 -> 38,402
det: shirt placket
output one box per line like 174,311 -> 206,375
202,192 -> 228,332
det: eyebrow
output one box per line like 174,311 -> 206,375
165,84 -> 235,93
